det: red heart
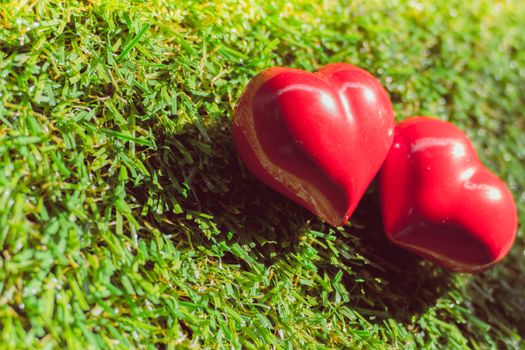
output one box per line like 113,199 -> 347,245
379,117 -> 517,272
233,63 -> 395,226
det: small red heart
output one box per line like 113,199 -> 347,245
379,117 -> 517,272
233,63 -> 395,226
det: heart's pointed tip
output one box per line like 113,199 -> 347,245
433,256 -> 506,273
387,231 -> 509,273
332,204 -> 358,227
320,212 -> 349,227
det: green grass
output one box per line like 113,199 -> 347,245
0,0 -> 524,348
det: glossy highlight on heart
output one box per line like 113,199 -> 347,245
233,63 -> 395,226
379,117 -> 517,272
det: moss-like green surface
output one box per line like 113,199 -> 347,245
0,0 -> 524,348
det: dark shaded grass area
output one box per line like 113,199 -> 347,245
139,122 -> 454,322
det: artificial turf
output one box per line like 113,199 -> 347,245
0,0 -> 524,349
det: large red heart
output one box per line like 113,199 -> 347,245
379,117 -> 517,272
232,63 -> 395,226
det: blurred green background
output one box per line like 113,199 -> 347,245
0,0 -> 524,348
